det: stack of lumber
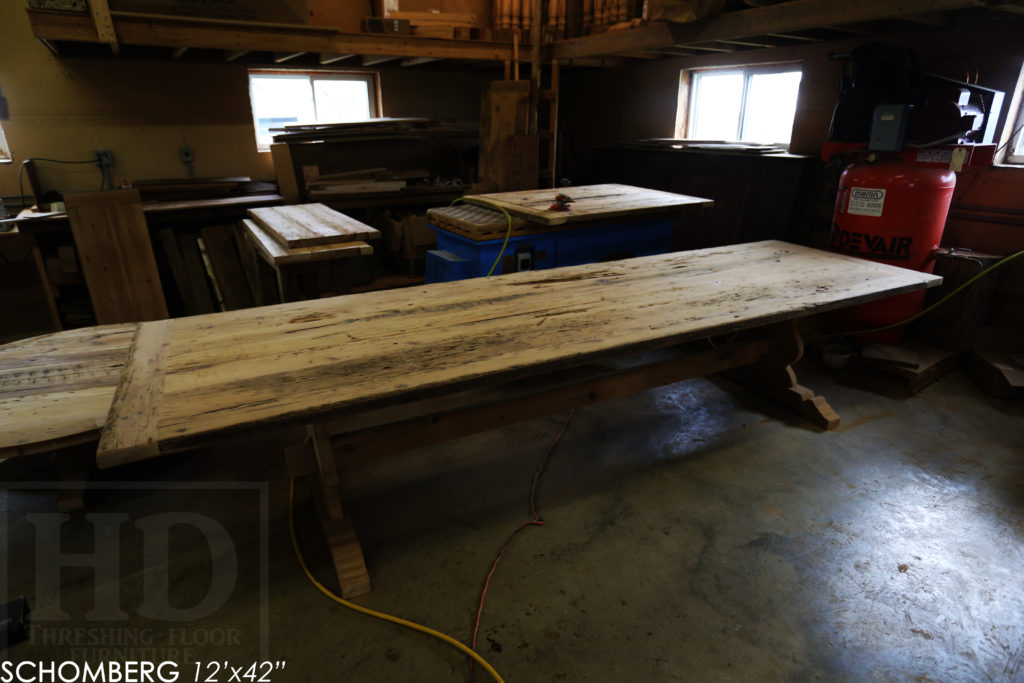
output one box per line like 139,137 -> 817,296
387,10 -> 479,38
305,168 -> 430,198
132,177 -> 251,201
247,204 -> 380,252
630,139 -> 789,155
270,118 -> 471,145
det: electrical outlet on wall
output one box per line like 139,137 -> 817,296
93,149 -> 114,190
93,149 -> 113,168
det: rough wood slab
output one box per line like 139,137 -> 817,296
248,203 -> 380,249
0,324 -> 134,457
86,241 -> 939,466
462,183 -> 713,226
98,320 -> 174,467
65,189 -> 169,324
242,219 -> 373,266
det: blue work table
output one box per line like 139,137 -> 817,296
425,183 -> 713,282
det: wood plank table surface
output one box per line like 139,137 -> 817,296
247,203 -> 380,249
0,324 -> 134,456
85,240 -> 940,467
461,183 -> 714,226
242,218 -> 373,265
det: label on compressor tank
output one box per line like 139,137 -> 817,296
847,187 -> 886,217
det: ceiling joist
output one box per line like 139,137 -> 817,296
552,0 -> 993,58
26,9 -> 524,62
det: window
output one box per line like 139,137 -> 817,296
1004,63 -> 1024,165
679,65 -> 802,146
0,121 -> 10,163
247,69 -> 380,151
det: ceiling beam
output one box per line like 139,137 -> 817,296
225,49 -> 249,61
361,54 -> 400,66
551,0 -> 987,59
400,56 -> 440,66
273,51 -> 306,63
678,44 -> 735,52
320,52 -> 354,64
27,9 -> 523,62
763,32 -> 823,42
88,0 -> 119,55
716,38 -> 780,49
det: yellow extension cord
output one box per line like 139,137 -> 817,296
811,247 -> 1024,342
448,196 -> 514,277
288,479 -> 506,683
288,196 -> 520,681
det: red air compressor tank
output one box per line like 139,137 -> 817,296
829,160 -> 956,342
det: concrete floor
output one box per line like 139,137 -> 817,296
2,359 -> 1023,681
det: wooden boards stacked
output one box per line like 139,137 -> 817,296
247,204 -> 380,249
242,219 -> 372,266
270,118 -> 470,145
86,240 -> 941,467
461,183 -> 713,226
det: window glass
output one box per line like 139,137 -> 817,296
690,72 -> 743,141
741,71 -> 802,145
684,66 -> 802,146
313,79 -> 372,123
247,70 -> 378,151
0,121 -> 10,162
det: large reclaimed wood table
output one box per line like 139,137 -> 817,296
0,240 -> 941,596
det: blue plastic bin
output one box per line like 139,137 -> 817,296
425,217 -> 674,283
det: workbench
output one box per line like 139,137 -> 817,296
0,240 -> 941,596
12,194 -> 285,329
424,184 -> 712,282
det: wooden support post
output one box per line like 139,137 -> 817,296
729,320 -> 840,430
54,445 -> 94,513
529,0 -> 543,134
87,0 -> 119,55
512,29 -> 520,80
285,424 -> 371,599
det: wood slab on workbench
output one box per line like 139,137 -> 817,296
92,241 -> 940,467
461,183 -> 713,226
0,324 -> 134,457
242,219 -> 373,265
248,203 -> 380,249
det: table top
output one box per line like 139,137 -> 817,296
462,183 -> 713,226
242,219 -> 373,266
88,240 -> 940,466
0,241 -> 942,463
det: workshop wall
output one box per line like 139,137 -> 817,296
0,3 -> 492,204
562,22 -> 1023,159
560,20 -> 1024,255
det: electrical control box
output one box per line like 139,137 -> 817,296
869,105 -> 913,152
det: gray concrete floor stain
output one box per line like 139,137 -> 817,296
1,363 -> 1022,682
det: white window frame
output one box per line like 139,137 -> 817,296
0,121 -> 10,163
678,63 -> 802,145
1002,63 -> 1024,165
247,68 -> 382,152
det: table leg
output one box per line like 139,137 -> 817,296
54,445 -> 94,512
731,320 -> 840,430
285,424 -> 371,598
